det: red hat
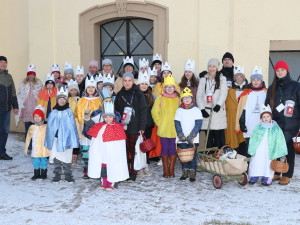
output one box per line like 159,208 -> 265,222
274,60 -> 289,72
33,105 -> 45,121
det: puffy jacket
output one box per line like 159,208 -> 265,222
0,69 -> 18,111
265,73 -> 300,141
115,84 -> 147,135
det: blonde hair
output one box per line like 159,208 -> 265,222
23,76 -> 38,85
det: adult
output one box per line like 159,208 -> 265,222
86,60 -> 99,80
0,56 -> 19,160
265,60 -> 300,185
99,59 -> 117,78
114,72 -> 147,181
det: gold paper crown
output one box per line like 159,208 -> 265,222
180,87 -> 193,99
163,73 -> 176,88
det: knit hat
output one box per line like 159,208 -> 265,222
163,73 -> 176,88
27,64 -> 36,76
102,59 -> 112,67
57,86 -> 68,101
103,74 -> 115,89
64,62 -> 74,75
251,66 -> 263,82
274,60 -> 289,72
33,105 -> 45,121
222,52 -> 234,63
260,104 -> 272,119
89,60 -> 99,70
0,56 -> 7,62
233,66 -> 245,81
67,79 -> 79,93
207,58 -> 220,69
122,72 -> 134,83
180,87 -> 193,99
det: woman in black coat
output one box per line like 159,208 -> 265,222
114,72 -> 147,181
265,60 -> 300,185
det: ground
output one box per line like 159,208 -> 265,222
0,133 -> 299,225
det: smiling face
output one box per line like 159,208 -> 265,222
69,88 -> 78,97
124,65 -> 134,73
150,75 -> 157,84
104,115 -> 114,124
276,68 -> 288,79
139,83 -> 149,92
57,98 -> 67,106
139,66 -> 147,73
33,114 -> 42,123
46,83 -> 54,91
208,65 -> 217,75
86,86 -> 96,96
184,70 -> 193,80
52,72 -> 60,80
123,76 -> 133,90
261,113 -> 272,123
164,84 -> 175,95
76,74 -> 84,84
154,63 -> 161,70
162,70 -> 170,78
0,60 -> 7,71
223,58 -> 233,68
235,75 -> 244,85
182,96 -> 192,105
103,63 -> 112,73
28,74 -> 35,81
89,65 -> 98,75
65,73 -> 73,81
251,78 -> 262,88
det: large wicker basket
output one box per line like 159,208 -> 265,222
271,157 -> 289,173
176,141 -> 195,163
293,130 -> 300,155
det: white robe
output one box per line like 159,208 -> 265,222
88,124 -> 129,182
49,138 -> 73,164
248,130 -> 274,178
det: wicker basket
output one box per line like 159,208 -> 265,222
293,130 -> 300,155
176,141 -> 195,163
270,157 -> 289,173
204,145 -> 230,162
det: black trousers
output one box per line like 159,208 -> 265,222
205,129 -> 224,149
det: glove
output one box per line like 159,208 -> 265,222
84,109 -> 92,120
213,105 -> 221,112
199,71 -> 207,78
177,132 -> 187,142
240,124 -> 248,133
187,131 -> 197,144
201,109 -> 210,118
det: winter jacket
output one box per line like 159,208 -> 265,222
265,73 -> 300,141
78,81 -> 85,97
113,77 -> 138,94
0,69 -> 18,111
114,84 -> 147,135
220,66 -> 234,82
196,74 -> 228,130
143,91 -> 155,139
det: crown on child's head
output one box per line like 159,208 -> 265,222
180,87 -> 193,99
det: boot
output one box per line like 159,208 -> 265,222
72,155 -> 77,165
83,166 -> 89,179
279,176 -> 290,185
272,174 -> 281,181
162,156 -> 169,178
40,169 -> 47,180
52,174 -> 61,182
168,155 -> 177,178
65,175 -> 75,183
31,169 -> 40,180
180,168 -> 189,180
107,181 -> 115,191
100,177 -> 108,189
189,169 -> 196,182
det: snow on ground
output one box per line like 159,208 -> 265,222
0,133 -> 300,225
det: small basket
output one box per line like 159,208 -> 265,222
293,130 -> 300,155
204,145 -> 230,162
176,141 -> 195,163
270,157 -> 289,173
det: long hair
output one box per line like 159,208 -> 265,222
214,71 -> 221,90
146,87 -> 154,107
269,74 -> 278,110
23,76 -> 38,85
179,73 -> 198,88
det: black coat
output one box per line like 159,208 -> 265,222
265,73 -> 300,141
220,66 -> 234,82
143,91 -> 155,139
115,84 -> 147,135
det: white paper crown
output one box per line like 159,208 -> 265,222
74,65 -> 84,76
161,61 -> 172,73
260,104 -> 272,115
184,59 -> 196,74
95,74 -> 103,83
152,53 -> 162,62
67,79 -> 78,88
63,62 -> 73,71
27,64 -> 36,73
148,67 -> 157,76
85,76 -> 97,88
57,86 -> 68,98
234,66 -> 245,75
102,99 -> 115,117
137,71 -> 150,85
51,64 -> 60,73
103,74 -> 114,85
123,56 -> 134,67
45,73 -> 55,83
139,58 -> 149,68
252,65 -> 262,75
35,105 -> 45,115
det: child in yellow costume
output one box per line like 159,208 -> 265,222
75,76 -> 101,178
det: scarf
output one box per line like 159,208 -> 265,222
180,103 -> 195,109
53,102 -> 70,111
162,92 -> 177,98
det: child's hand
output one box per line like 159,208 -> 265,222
178,132 -> 186,142
84,109 -> 92,120
186,135 -> 194,144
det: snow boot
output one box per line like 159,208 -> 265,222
40,169 -> 47,180
107,181 -> 115,191
168,155 -> 177,178
180,168 -> 189,181
31,169 -> 40,180
189,169 -> 196,182
279,176 -> 290,185
162,156 -> 169,178
83,166 -> 89,179
272,174 -> 281,181
52,174 -> 61,183
100,177 -> 108,189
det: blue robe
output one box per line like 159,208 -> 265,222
45,108 -> 79,152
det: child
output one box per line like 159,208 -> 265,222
248,104 -> 288,186
152,62 -> 180,96
74,65 -> 86,97
62,62 -> 74,84
102,74 -> 116,100
75,76 -> 102,178
148,67 -> 158,88
45,87 -> 79,182
139,58 -> 149,73
151,53 -> 162,81
175,88 -> 202,182
51,64 -> 61,86
235,66 -> 267,155
95,74 -> 103,91
68,79 -> 80,164
36,73 -> 57,120
152,74 -> 180,178
87,98 -> 129,190
179,59 -> 198,104
24,105 -> 50,180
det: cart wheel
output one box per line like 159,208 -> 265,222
237,172 -> 248,186
212,175 -> 223,189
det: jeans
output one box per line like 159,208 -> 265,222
33,157 -> 48,169
179,143 -> 198,170
0,111 -> 11,155
25,122 -> 33,150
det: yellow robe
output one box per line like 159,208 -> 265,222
69,96 -> 79,113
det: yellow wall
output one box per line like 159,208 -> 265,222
1,0 -> 300,132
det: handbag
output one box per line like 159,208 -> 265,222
134,134 -> 147,170
139,133 -> 156,153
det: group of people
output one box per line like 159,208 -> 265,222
0,51 -> 299,190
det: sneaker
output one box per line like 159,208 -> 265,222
99,185 -> 106,190
83,173 -> 89,179
0,154 -> 13,160
65,177 -> 75,183
52,175 -> 61,183
189,169 -> 196,182
157,158 -> 162,166
180,169 -> 189,181
248,176 -> 259,185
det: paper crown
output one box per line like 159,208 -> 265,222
51,64 -> 60,73
57,86 -> 68,98
184,59 -> 196,74
74,65 -> 84,76
103,74 -> 115,86
34,105 -> 45,115
63,62 -> 73,71
95,74 -> 103,84
123,56 -> 134,67
152,53 -> 162,63
163,73 -> 176,88
137,71 -> 150,85
67,79 -> 79,91
85,76 -> 97,89
234,66 -> 245,75
45,73 -> 55,83
260,104 -> 272,116
102,98 -> 115,117
252,65 -> 262,75
148,67 -> 157,76
180,87 -> 193,99
161,62 -> 172,73
139,58 -> 149,68
27,64 -> 36,73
